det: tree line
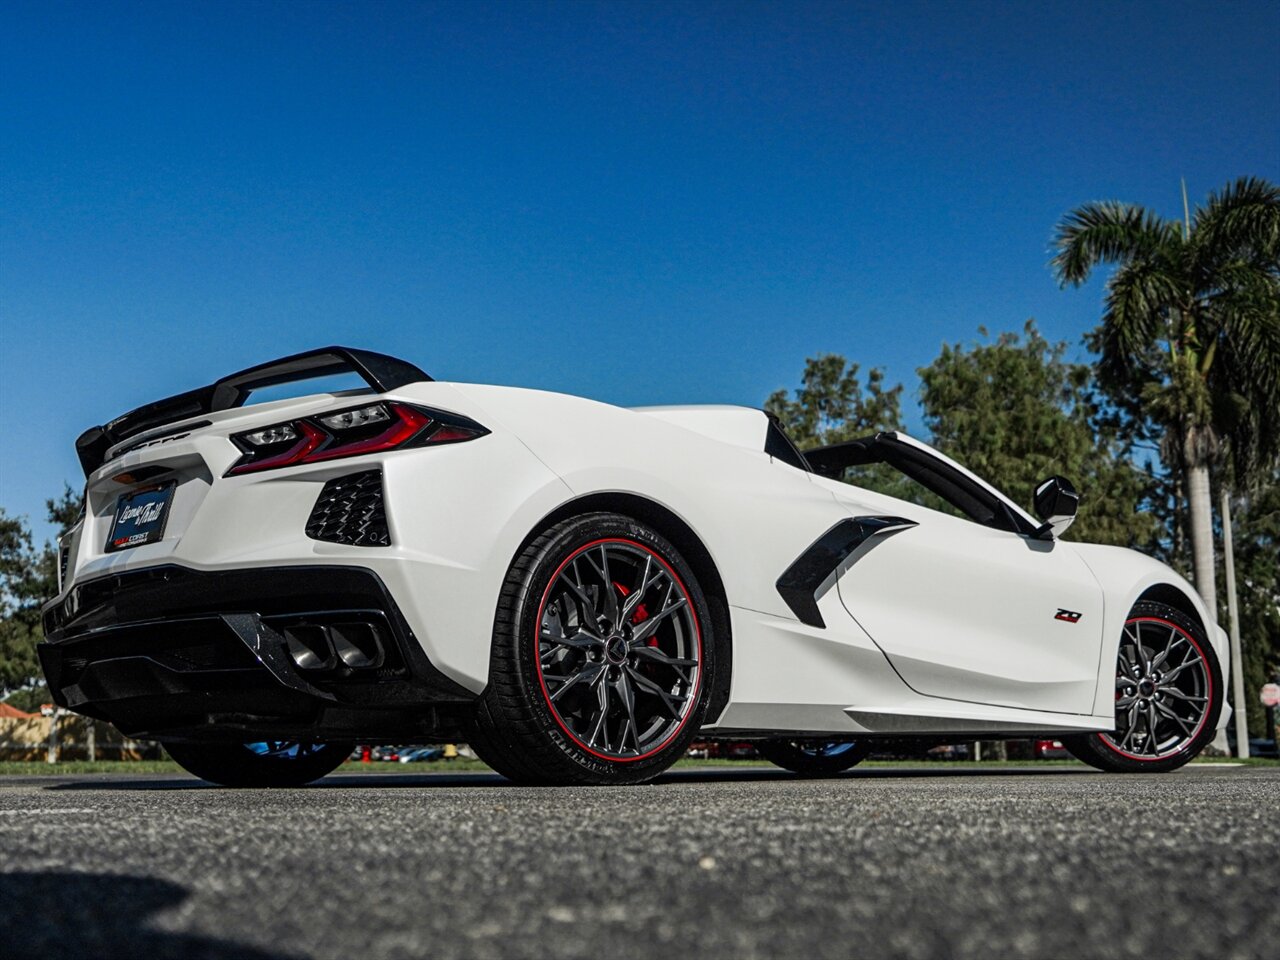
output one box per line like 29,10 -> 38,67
1,488 -> 80,713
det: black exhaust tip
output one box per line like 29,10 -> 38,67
283,624 -> 334,671
329,622 -> 385,669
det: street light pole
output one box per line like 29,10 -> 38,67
1221,488 -> 1249,759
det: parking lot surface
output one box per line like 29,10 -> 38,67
1,764 -> 1276,959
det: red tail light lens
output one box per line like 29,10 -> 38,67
304,404 -> 431,463
226,401 -> 487,476
231,421 -> 327,474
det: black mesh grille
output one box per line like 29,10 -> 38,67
306,470 -> 391,547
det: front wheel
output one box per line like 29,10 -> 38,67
1064,601 -> 1223,773
164,740 -> 352,787
468,512 -> 715,785
758,739 -> 871,775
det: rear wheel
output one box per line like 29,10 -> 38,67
758,739 -> 871,775
1064,601 -> 1222,773
164,740 -> 351,787
469,512 -> 714,785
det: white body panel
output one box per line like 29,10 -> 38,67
52,376 -> 1229,739
631,405 -> 769,451
819,478 -> 1107,715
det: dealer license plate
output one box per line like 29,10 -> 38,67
106,482 -> 176,552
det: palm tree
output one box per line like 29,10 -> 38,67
1051,177 -> 1280,616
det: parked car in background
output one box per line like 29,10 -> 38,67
1033,739 -> 1072,759
398,746 -> 445,763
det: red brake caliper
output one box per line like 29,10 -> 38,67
614,581 -> 656,645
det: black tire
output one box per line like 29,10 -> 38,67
164,741 -> 352,787
1064,600 -> 1223,773
469,512 -> 715,785
757,739 -> 871,775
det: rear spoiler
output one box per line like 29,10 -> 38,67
75,346 -> 432,476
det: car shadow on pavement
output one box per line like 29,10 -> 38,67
656,764 -> 1096,784
42,771 -> 512,791
41,764 -> 1094,792
0,871 -> 301,958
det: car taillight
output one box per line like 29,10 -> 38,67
226,401 -> 487,476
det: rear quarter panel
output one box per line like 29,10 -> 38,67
444,383 -> 855,624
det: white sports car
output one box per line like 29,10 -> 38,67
40,347 -> 1227,786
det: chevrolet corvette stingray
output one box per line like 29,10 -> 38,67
40,347 -> 1227,785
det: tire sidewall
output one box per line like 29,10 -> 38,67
507,513 -> 714,783
1068,600 -> 1224,773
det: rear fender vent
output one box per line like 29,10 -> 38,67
306,470 -> 390,547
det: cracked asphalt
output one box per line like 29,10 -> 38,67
1,764 -> 1276,959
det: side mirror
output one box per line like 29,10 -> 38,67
1033,475 -> 1078,539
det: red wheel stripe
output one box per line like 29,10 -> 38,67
1099,616 -> 1215,762
533,537 -> 703,764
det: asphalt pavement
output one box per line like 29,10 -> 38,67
1,763 -> 1276,959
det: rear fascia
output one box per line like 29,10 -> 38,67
40,564 -> 474,742
53,380 -> 576,699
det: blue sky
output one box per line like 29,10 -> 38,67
3,0 -> 1278,541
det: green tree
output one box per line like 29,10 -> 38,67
918,321 -> 1163,548
1051,177 -> 1280,613
1224,473 -> 1280,737
46,485 -> 82,543
1,485 -> 82,708
0,510 -> 48,699
765,354 -> 904,449
766,355 -> 911,499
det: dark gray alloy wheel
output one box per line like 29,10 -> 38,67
757,738 -> 872,775
163,740 -> 352,787
468,512 -> 714,785
1064,600 -> 1222,773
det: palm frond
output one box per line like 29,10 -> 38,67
1050,201 -> 1178,287
1097,257 -> 1181,377
1211,290 -> 1280,479
1193,176 -> 1280,266
1219,298 -> 1280,401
